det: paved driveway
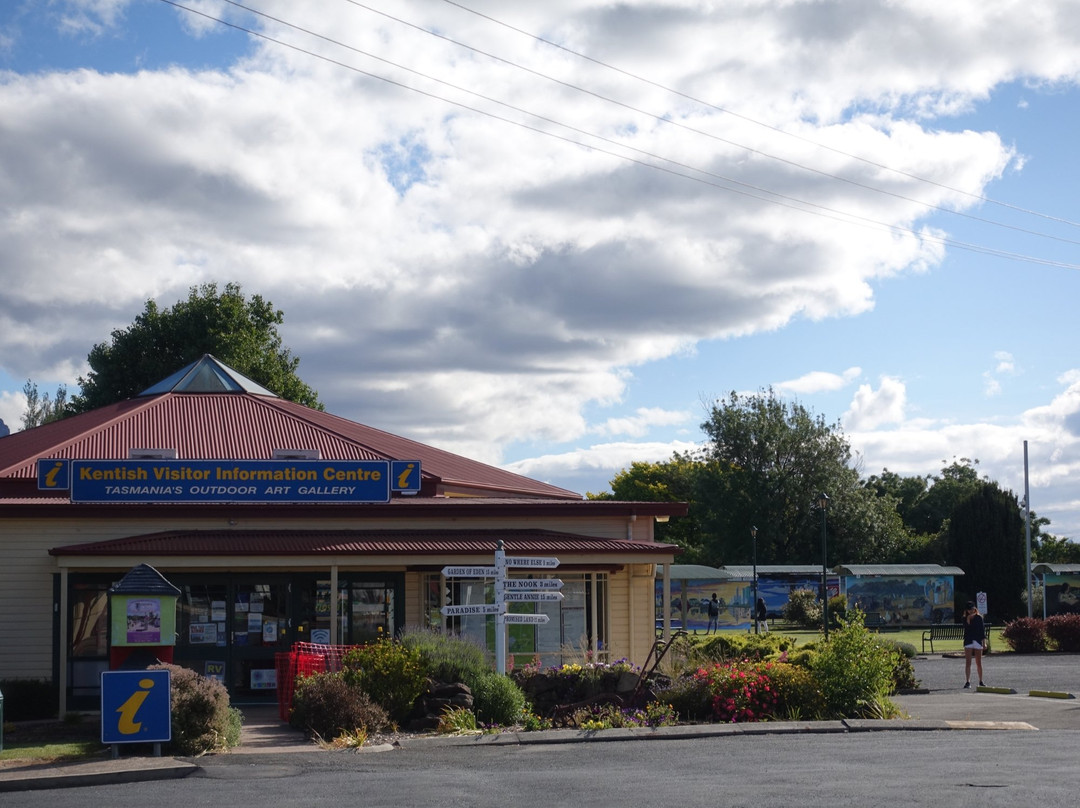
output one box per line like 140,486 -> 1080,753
896,652 -> 1080,730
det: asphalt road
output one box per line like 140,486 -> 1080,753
910,651 -> 1080,694
8,729 -> 1080,808
7,652 -> 1080,807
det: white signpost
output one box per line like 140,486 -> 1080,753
441,566 -> 497,578
440,541 -> 561,673
504,556 -> 561,569
503,613 -> 551,625
503,591 -> 564,602
440,603 -> 503,616
502,579 -> 564,590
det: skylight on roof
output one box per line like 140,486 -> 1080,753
139,355 -> 278,397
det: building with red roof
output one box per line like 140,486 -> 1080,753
0,356 -> 683,714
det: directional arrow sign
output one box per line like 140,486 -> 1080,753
503,591 -> 565,602
504,556 -> 559,569
441,603 -> 503,616
502,579 -> 564,590
502,613 -> 550,625
442,566 -> 497,578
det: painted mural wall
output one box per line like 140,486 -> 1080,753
842,576 -> 955,625
654,576 -> 840,632
1044,574 -> 1080,615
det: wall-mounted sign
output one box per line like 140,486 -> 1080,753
390,460 -> 421,492
37,458 -> 421,504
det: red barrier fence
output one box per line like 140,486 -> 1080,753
275,642 -> 363,721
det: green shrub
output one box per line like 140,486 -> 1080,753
885,640 -> 917,659
469,671 -> 526,726
783,648 -> 817,668
0,678 -> 58,721
889,651 -> 919,691
784,589 -> 822,629
1045,614 -> 1080,652
828,594 -> 848,625
400,627 -> 492,684
343,639 -> 427,723
1002,617 -> 1049,653
699,632 -> 796,662
148,663 -> 241,756
809,611 -> 898,718
290,671 -> 389,740
766,662 -> 825,720
654,671 -> 712,722
437,705 -> 478,733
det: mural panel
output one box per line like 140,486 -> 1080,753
843,576 -> 955,625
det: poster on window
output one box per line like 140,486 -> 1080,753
126,598 -> 161,643
250,668 -> 277,690
205,660 -> 225,683
189,622 -> 218,645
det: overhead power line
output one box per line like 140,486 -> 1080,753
440,0 -> 1080,232
156,0 -> 1080,270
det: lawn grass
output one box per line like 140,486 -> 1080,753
680,624 -> 1007,656
0,716 -> 105,765
0,739 -> 104,764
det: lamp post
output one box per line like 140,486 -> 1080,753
751,526 -> 759,635
817,493 -> 830,639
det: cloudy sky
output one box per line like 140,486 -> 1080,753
3,1 -> 1080,537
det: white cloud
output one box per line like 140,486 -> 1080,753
844,370 -> 1080,537
777,367 -> 862,395
983,350 -> 1019,397
843,376 -> 907,431
4,1 -> 1080,530
0,390 -> 24,435
503,440 -> 701,493
589,407 -> 695,438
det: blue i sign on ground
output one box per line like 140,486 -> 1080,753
101,669 -> 172,744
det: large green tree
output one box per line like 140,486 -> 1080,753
946,482 -> 1026,621
70,282 -> 322,412
588,452 -> 725,564
696,389 -> 909,566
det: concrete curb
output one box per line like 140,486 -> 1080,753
0,757 -> 197,793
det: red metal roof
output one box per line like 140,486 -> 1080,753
50,528 -> 680,558
0,392 -> 580,500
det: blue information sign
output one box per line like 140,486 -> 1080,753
56,459 -> 420,504
37,458 -> 70,491
101,669 -> 172,744
390,460 -> 421,492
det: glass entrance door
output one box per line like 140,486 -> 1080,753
171,576 -> 289,702
294,575 -> 404,646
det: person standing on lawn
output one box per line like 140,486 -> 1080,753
707,593 -> 720,634
963,601 -> 985,688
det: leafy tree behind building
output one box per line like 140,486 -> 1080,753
68,282 -> 322,413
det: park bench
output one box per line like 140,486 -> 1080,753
921,624 -> 992,654
862,612 -> 901,632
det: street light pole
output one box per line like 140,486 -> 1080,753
751,526 -> 759,635
817,493 -> 830,640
